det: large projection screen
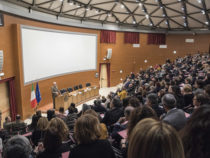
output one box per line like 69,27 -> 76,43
21,25 -> 97,85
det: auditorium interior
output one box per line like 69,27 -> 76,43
0,0 -> 210,158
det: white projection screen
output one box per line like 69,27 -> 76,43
21,25 -> 97,85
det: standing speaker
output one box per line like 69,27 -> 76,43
107,48 -> 112,59
0,50 -> 3,72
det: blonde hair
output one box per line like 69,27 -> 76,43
48,117 -> 69,141
128,118 -> 185,158
37,117 -> 48,131
183,84 -> 192,93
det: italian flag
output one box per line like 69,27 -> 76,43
31,84 -> 37,108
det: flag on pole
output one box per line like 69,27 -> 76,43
31,84 -> 37,108
36,82 -> 41,104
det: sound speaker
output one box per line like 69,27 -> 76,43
0,13 -> 4,27
0,50 -> 3,72
107,48 -> 112,59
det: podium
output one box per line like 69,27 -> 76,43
55,86 -> 100,111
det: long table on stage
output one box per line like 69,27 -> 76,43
55,86 -> 100,111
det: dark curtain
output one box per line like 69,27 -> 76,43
124,32 -> 139,44
100,30 -> 116,43
0,77 -> 17,121
147,33 -> 166,45
106,63 -> 111,87
9,78 -> 17,121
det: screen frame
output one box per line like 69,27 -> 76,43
20,25 -> 98,85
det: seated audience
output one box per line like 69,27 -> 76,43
182,84 -> 194,108
161,94 -> 187,130
145,93 -> 164,117
69,114 -> 116,158
181,105 -> 210,158
118,88 -> 127,100
66,106 -> 78,132
92,99 -> 107,114
56,107 -> 67,121
3,135 -> 32,158
84,109 -> 108,140
193,92 -> 210,109
128,118 -> 185,158
102,97 -> 124,126
69,103 -> 78,114
47,109 -> 55,121
32,117 -> 49,146
3,116 -> 12,133
11,114 -> 27,135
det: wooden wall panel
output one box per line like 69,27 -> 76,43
0,14 -> 209,119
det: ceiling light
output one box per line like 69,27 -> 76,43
139,3 -> 142,7
108,13 -> 112,17
95,9 -> 99,13
121,4 -> 124,8
201,10 -> 205,14
145,14 -> 149,19
205,21 -> 209,25
197,0 -> 201,3
133,21 -> 136,24
144,60 -> 148,63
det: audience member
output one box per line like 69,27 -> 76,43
181,105 -> 210,158
56,107 -> 67,121
69,114 -> 116,158
128,118 -> 185,158
161,94 -> 187,130
11,114 -> 27,135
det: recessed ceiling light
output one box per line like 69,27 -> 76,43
145,14 -> 149,19
121,4 -> 124,9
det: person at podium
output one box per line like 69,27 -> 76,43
51,82 -> 60,109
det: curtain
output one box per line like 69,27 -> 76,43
147,33 -> 166,45
124,32 -> 139,44
106,63 -> 111,87
0,77 -> 17,121
8,78 -> 17,121
100,30 -> 116,43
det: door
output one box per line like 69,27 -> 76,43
100,64 -> 108,88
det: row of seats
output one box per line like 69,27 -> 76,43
60,83 -> 91,94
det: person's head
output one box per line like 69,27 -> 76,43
53,82 -> 57,86
193,93 -> 210,109
84,109 -> 99,119
4,135 -> 32,158
124,106 -> 135,120
101,96 -> 106,103
47,109 -> 55,121
181,105 -> 210,158
195,79 -> 204,89
30,114 -> 39,129
127,106 -> 157,140
128,118 -> 185,158
161,94 -> 177,111
68,106 -> 75,114
70,103 -> 76,108
169,85 -> 182,96
5,116 -> 11,123
16,114 -> 21,121
59,107 -> 64,114
129,97 -> 140,108
146,93 -> 158,106
43,127 -> 62,153
37,117 -> 49,131
183,84 -> 192,94
48,117 -> 69,141
110,97 -> 121,108
122,97 -> 130,108
82,104 -> 91,114
36,110 -> 42,118
94,99 -> 101,107
74,114 -> 101,144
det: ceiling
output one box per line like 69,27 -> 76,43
5,0 -> 210,31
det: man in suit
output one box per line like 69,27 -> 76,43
51,82 -> 60,109
161,93 -> 187,131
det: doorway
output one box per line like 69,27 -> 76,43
99,63 -> 110,88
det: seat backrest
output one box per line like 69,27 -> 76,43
67,87 -> 73,92
74,85 -> 78,90
86,83 -> 91,87
60,89 -> 67,94
79,84 -> 83,89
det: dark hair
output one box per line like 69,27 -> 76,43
122,97 -> 130,108
205,84 -> 210,96
181,105 -> 210,158
129,97 -> 140,107
47,109 -> 55,121
147,93 -> 158,105
4,135 -> 32,158
195,93 -> 210,106
196,79 -> 204,89
111,97 -> 122,108
16,114 -> 21,120
171,85 -> 182,96
70,103 -> 76,108
59,107 -> 64,113
128,118 -> 185,158
127,106 -> 157,140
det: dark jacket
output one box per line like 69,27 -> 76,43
162,108 -> 187,131
102,107 -> 124,126
69,140 -> 116,158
